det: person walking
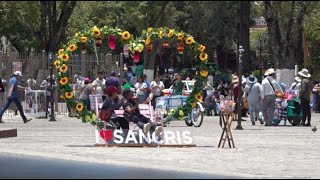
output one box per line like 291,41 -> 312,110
261,68 -> 283,126
0,71 -> 32,123
244,74 -> 263,125
298,68 -> 312,126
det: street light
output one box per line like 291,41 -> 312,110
235,45 -> 244,130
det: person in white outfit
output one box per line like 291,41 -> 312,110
92,71 -> 107,101
244,74 -> 263,125
261,68 -> 283,126
289,76 -> 301,92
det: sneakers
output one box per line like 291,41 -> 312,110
23,118 -> 32,124
305,122 -> 311,126
154,126 -> 163,137
143,123 -> 152,134
259,119 -> 264,125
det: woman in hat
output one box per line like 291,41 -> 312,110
289,76 -> 301,91
298,68 -> 312,126
261,68 -> 283,126
244,74 -> 263,125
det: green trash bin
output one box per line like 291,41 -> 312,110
287,98 -> 303,126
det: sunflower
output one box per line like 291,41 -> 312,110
60,54 -> 69,62
167,29 -> 175,38
158,31 -> 163,39
177,33 -> 184,40
54,60 -> 60,69
65,92 -> 74,99
80,37 -> 88,43
59,64 -> 68,73
147,27 -> 153,33
59,77 -> 68,86
198,45 -> 206,52
76,103 -> 84,112
199,53 -> 208,61
191,102 -> 197,108
92,26 -> 101,37
185,37 -> 194,45
200,70 -> 208,77
145,37 -> 151,45
122,31 -> 131,40
67,44 -> 77,52
58,49 -> 64,55
195,93 -> 203,102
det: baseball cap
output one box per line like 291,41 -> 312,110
14,71 -> 23,77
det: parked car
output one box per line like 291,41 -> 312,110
162,80 -> 215,96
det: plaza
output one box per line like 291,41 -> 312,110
0,114 -> 319,178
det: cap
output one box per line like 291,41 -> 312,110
105,86 -> 118,96
14,71 -> 23,77
122,88 -> 135,96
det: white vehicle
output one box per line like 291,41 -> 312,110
162,80 -> 215,96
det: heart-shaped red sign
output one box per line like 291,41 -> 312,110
99,129 -> 113,142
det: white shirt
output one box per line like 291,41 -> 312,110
261,76 -> 283,98
92,78 -> 106,96
208,75 -> 214,86
135,82 -> 147,96
151,80 -> 164,96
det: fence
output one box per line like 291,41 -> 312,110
0,50 -> 123,117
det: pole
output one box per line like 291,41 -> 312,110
236,45 -> 244,130
49,52 -> 56,121
259,36 -> 262,83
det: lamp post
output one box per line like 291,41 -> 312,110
236,45 -> 244,130
48,52 -> 56,122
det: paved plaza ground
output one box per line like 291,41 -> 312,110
0,113 -> 319,179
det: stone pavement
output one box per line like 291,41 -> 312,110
0,113 -> 320,179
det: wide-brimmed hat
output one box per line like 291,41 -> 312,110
264,68 -> 275,76
231,75 -> 239,84
14,71 -> 23,77
246,74 -> 257,84
294,76 -> 301,83
298,68 -> 311,78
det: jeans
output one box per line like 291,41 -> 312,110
0,97 -> 27,121
129,113 -> 155,130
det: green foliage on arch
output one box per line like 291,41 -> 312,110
54,25 -> 209,128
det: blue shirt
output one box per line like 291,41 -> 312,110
8,76 -> 19,98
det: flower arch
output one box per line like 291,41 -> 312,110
54,26 -> 209,129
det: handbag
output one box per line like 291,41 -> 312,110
99,109 -> 113,122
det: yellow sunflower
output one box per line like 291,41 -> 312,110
167,29 -> 175,38
122,31 -> 131,40
192,102 -> 197,108
58,49 -> 64,55
80,37 -> 88,43
185,37 -> 194,45
200,70 -> 208,77
76,103 -> 84,112
177,33 -> 184,40
198,45 -> 206,52
54,60 -> 60,69
145,37 -> 151,45
59,77 -> 68,86
92,26 -> 101,37
65,92 -> 74,99
67,44 -> 77,52
195,93 -> 203,102
59,64 -> 68,73
60,54 -> 69,62
158,31 -> 163,39
199,53 -> 208,61
147,27 -> 153,33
